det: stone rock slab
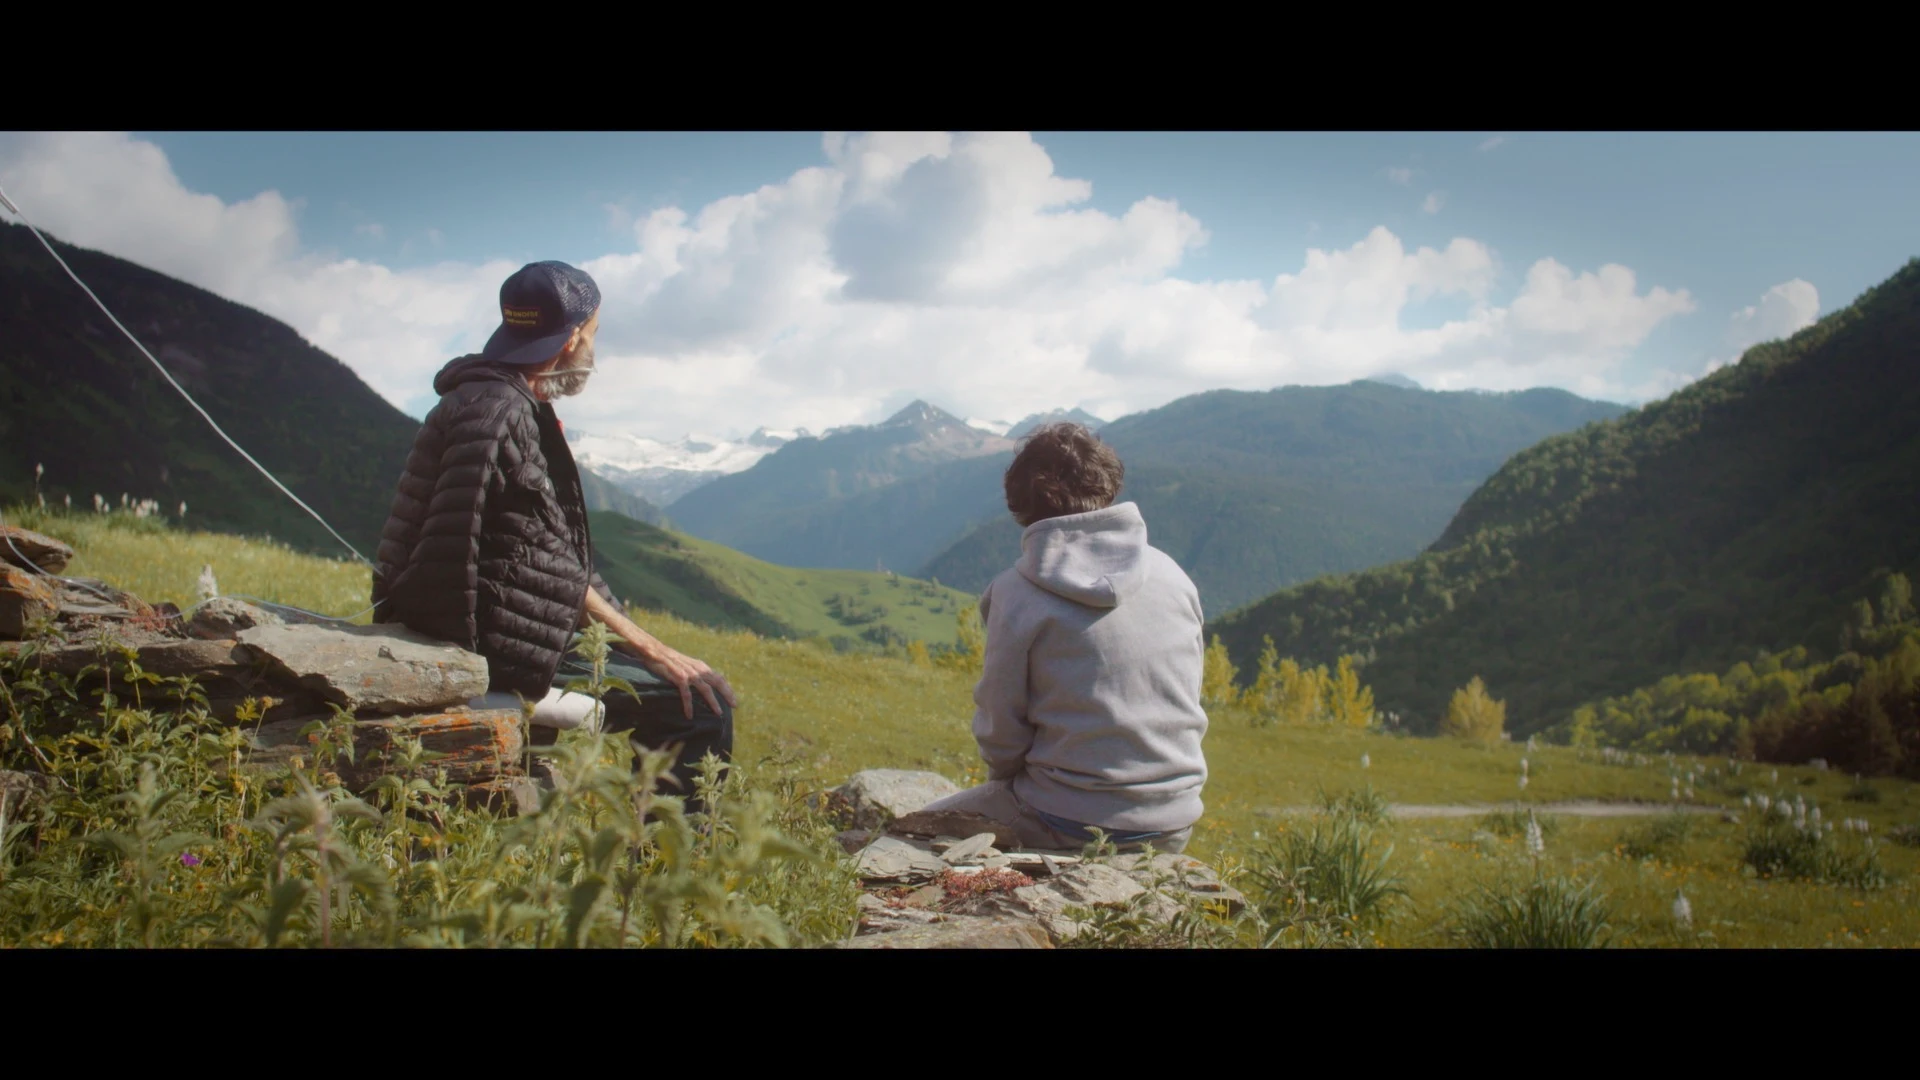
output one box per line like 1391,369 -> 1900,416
841,915 -> 1053,949
0,526 -> 73,574
230,708 -> 525,792
942,832 -> 999,866
831,769 -> 961,830
1004,862 -> 1185,942
887,808 -> 1020,850
236,622 -> 490,714
0,567 -> 56,639
1,768 -> 54,813
188,597 -> 284,640
853,834 -> 950,884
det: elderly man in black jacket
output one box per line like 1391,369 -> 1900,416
371,260 -> 735,812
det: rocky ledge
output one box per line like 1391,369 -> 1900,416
1,532 -> 533,812
822,769 -> 1245,949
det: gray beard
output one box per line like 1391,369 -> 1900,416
537,341 -> 594,399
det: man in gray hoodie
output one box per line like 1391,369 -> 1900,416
918,423 -> 1210,853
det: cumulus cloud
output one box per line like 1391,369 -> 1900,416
1727,278 -> 1819,351
354,222 -> 385,241
1385,166 -> 1415,186
1618,279 -> 1820,404
0,130 -> 1703,441
1423,191 -> 1444,214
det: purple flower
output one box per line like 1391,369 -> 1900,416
181,853 -> 201,867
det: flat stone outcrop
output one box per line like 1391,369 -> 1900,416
236,622 -> 491,715
187,597 -> 284,639
0,525 -> 74,574
0,555 -> 528,813
0,567 -> 56,639
825,768 -> 962,830
835,788 -> 1246,948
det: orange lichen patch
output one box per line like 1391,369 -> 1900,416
342,708 -> 526,785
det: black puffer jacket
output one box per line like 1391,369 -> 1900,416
371,355 -> 617,699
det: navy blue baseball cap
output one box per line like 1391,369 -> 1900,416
481,261 -> 602,367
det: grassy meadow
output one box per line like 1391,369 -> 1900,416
5,508 -> 1918,948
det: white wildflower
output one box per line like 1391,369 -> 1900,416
63,494 -> 70,510
1810,806 -> 1822,825
1519,775 -> 1530,792
178,501 -> 186,518
1685,787 -> 1694,800
1520,757 -> 1529,775
1360,754 -> 1370,769
1672,890 -> 1692,931
1525,811 -> 1545,856
196,564 -> 219,602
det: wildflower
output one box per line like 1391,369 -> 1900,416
1810,806 -> 1822,825
180,852 -> 201,867
1672,890 -> 1692,931
63,494 -> 70,510
1520,757 -> 1529,775
1360,754 -> 1370,769
34,462 -> 43,480
197,564 -> 219,602
1742,795 -> 1752,808
1525,811 -> 1545,857
178,501 -> 186,517
1519,775 -> 1529,792
1684,787 -> 1694,800
1771,769 -> 1779,784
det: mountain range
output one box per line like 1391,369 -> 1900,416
667,378 -> 1627,617
1209,256 -> 1920,736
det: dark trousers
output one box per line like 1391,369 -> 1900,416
534,645 -> 735,817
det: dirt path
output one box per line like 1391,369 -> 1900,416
1259,800 -> 1728,819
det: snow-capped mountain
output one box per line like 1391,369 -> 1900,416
966,407 -> 1107,438
568,426 -> 809,506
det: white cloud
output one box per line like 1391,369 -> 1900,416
1423,191 -> 1444,214
354,222 -> 385,241
1618,278 -> 1819,404
1385,167 -> 1414,186
1479,136 -> 1507,152
0,130 -> 1702,442
1727,278 -> 1819,351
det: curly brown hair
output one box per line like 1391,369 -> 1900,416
1004,422 -> 1125,527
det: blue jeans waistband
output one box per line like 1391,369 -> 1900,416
1030,806 -> 1170,845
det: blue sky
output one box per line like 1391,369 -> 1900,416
5,131 -> 1916,439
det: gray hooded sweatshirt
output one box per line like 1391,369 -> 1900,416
972,501 -> 1209,833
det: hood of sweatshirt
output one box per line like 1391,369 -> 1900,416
433,354 -> 536,400
1015,501 -> 1152,608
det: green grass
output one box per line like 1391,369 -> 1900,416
5,506 -> 371,621
6,507 -> 978,651
587,511 -> 981,650
11,517 -> 1920,948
